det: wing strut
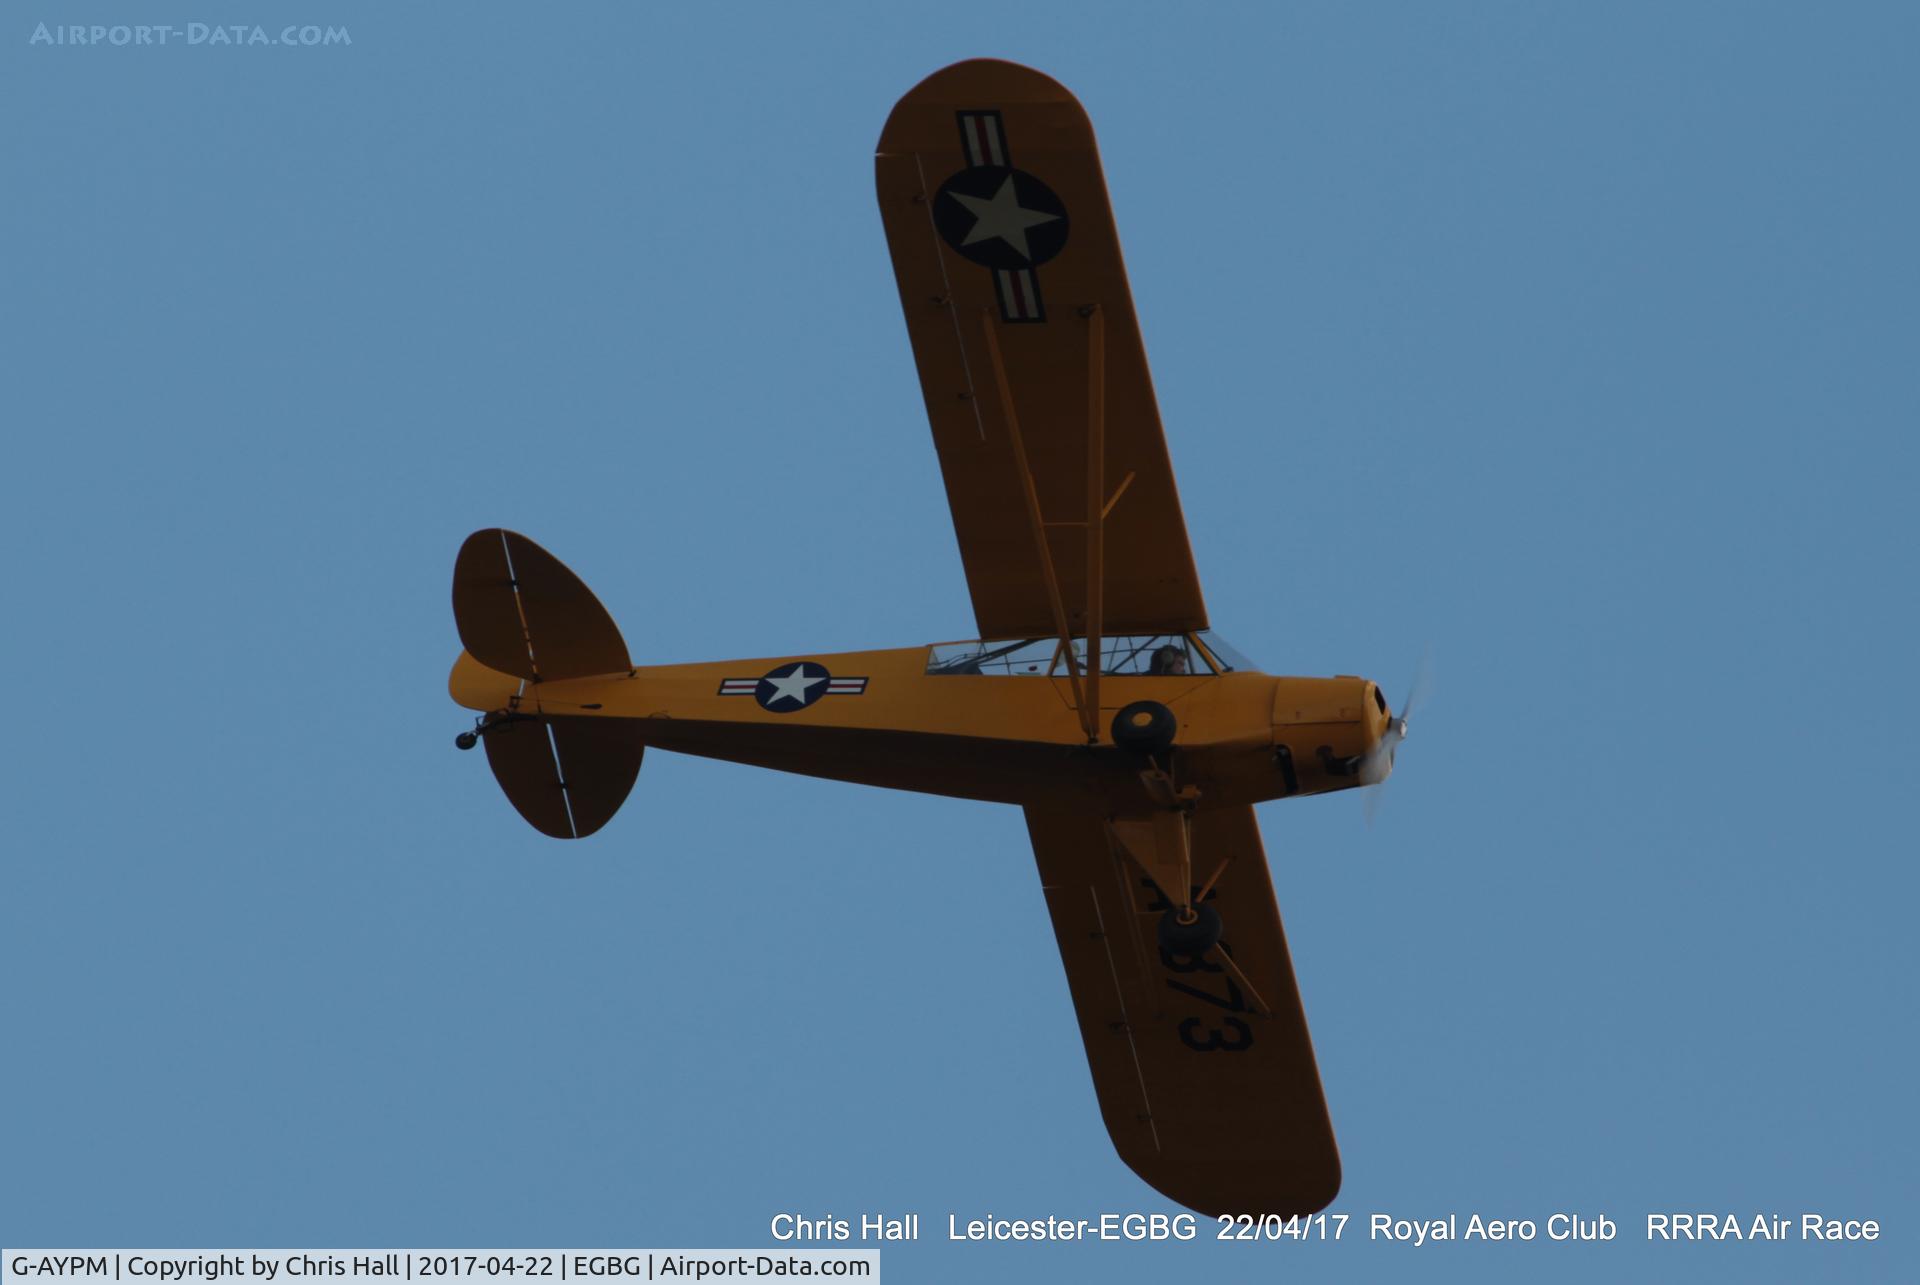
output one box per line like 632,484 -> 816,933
979,310 -> 1098,742
977,306 -> 1117,743
1084,304 -> 1106,731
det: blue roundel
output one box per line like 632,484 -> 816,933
932,166 -> 1070,269
756,661 -> 832,712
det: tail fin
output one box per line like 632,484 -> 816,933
450,529 -> 642,839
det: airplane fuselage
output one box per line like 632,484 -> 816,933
456,645 -> 1390,815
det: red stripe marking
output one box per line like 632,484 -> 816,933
969,116 -> 991,166
1010,271 -> 1031,317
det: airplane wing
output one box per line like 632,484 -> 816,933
876,59 -> 1208,638
1023,804 -> 1340,1215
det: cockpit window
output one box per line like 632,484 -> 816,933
1065,633 -> 1203,675
926,638 -> 1060,676
927,633 -> 1256,677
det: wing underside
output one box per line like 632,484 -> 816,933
1024,804 -> 1339,1215
877,59 -> 1208,639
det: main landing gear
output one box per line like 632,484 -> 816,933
1104,700 -> 1272,1014
1111,700 -> 1177,758
1157,900 -> 1223,955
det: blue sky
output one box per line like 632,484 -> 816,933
3,2 -> 1914,1281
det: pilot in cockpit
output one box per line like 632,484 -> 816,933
1148,643 -> 1189,676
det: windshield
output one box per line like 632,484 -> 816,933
1192,630 -> 1262,673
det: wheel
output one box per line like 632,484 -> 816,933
455,731 -> 479,751
1111,700 -> 1177,756
1157,902 -> 1223,957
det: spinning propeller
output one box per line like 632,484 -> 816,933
1361,651 -> 1433,825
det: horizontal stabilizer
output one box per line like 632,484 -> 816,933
483,714 -> 644,839
449,650 -> 522,712
453,529 -> 630,682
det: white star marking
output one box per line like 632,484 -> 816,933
949,176 -> 1060,261
763,666 -> 827,706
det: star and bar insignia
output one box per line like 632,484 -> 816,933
719,662 -> 870,713
932,110 -> 1069,323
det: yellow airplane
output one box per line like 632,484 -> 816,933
447,58 -> 1412,1218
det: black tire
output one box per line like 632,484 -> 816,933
455,731 -> 479,751
1157,902 -> 1223,957
1112,700 -> 1177,756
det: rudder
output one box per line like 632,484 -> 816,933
450,529 -> 642,839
